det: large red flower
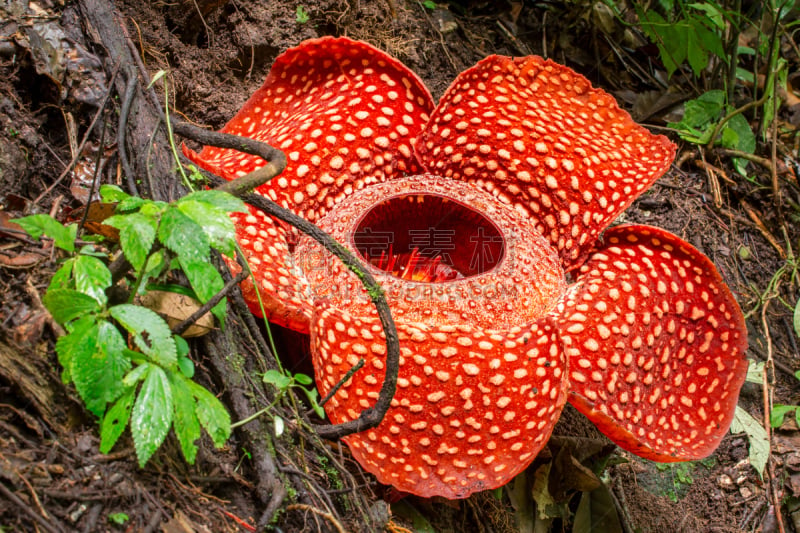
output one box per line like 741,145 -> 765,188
184,37 -> 748,499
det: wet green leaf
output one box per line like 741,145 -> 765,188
158,206 -> 210,264
44,289 -> 101,324
104,213 -> 157,271
131,365 -> 173,467
73,255 -> 111,305
110,304 -> 177,366
177,199 -> 237,257
179,190 -> 246,213
170,373 -> 201,464
71,319 -> 130,416
189,380 -> 231,448
99,184 -> 130,203
179,258 -> 225,325
15,214 -> 76,252
54,315 -> 97,381
100,386 -> 135,454
51,258 -> 76,290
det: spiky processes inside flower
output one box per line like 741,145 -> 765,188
354,194 -> 505,283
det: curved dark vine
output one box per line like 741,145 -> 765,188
172,120 -> 400,440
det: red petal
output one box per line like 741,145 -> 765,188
556,225 -> 748,461
232,206 -> 313,332
416,55 -> 676,271
311,305 -> 568,499
184,36 -> 435,222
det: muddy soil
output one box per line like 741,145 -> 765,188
1,0 -> 799,532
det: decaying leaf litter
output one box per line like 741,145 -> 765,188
1,0 -> 799,532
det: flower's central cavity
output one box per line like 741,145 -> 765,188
353,194 -> 505,283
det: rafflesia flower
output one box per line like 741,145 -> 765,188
184,37 -> 748,499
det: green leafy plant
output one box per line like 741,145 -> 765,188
263,369 -> 323,417
635,1 -> 727,78
14,184 -> 244,466
668,89 -> 755,175
771,366 -> 800,430
771,404 -> 800,428
108,512 -> 129,526
422,0 -> 437,9
296,5 -> 310,24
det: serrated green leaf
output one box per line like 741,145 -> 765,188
189,381 -> 231,448
770,404 -> 798,428
170,374 -> 201,464
110,304 -> 177,366
54,315 -> 97,381
131,365 -> 173,467
263,369 -> 293,390
104,213 -> 157,271
14,214 -> 76,252
158,206 -> 209,264
44,289 -> 101,324
71,319 -> 131,416
731,405 -> 770,479
73,255 -> 111,305
100,386 -> 135,454
99,184 -> 130,203
177,199 -> 238,258
179,190 -> 246,213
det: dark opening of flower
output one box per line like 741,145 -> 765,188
354,193 -> 504,282
184,37 -> 748,499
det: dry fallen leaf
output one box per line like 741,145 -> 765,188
138,290 -> 214,338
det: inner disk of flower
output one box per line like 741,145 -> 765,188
353,194 -> 504,283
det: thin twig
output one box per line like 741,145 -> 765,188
32,63 -> 121,207
286,504 -> 346,533
77,111 -> 109,237
0,482 -> 64,533
170,268 -> 248,336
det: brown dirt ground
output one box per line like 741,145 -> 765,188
1,0 -> 799,532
